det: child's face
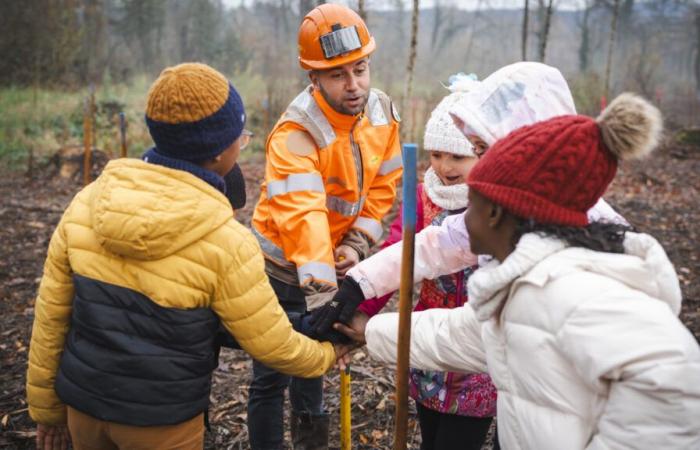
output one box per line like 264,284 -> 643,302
205,137 -> 242,177
466,135 -> 489,159
429,151 -> 478,186
464,189 -> 495,256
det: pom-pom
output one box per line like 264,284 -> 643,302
596,92 -> 662,160
444,72 -> 479,93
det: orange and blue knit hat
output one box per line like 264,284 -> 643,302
467,93 -> 662,226
145,63 -> 245,161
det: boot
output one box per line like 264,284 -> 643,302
290,412 -> 330,450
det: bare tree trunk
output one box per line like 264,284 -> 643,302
604,0 -> 620,100
521,0 -> 529,60
402,0 -> 420,143
695,8 -> 700,95
430,0 -> 442,50
357,0 -> 366,22
537,0 -> 554,62
578,1 -> 592,72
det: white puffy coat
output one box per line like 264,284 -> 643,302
366,232 -> 700,450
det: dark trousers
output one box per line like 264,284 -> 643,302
247,278 -> 324,450
416,403 -> 497,450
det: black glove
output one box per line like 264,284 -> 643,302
292,312 -> 352,344
310,277 -> 365,336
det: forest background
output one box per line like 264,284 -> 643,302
1,0 -> 699,168
1,1 -> 700,449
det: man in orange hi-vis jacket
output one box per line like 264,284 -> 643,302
249,4 -> 402,449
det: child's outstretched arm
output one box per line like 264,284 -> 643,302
559,292 -> 700,449
349,211 -> 476,300
212,227 -> 336,378
362,305 -> 487,374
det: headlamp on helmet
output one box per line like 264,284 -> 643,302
320,24 -> 362,60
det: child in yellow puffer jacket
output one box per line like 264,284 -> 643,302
26,63 -> 343,450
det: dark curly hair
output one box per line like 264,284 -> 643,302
513,218 -> 634,254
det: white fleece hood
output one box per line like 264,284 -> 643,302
450,62 -> 576,145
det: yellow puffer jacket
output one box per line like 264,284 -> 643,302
26,159 -> 335,425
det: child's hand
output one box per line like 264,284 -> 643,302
334,245 -> 360,277
36,423 -> 71,450
332,343 -> 356,371
333,311 -> 369,346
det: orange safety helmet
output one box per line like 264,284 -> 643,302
298,4 -> 376,70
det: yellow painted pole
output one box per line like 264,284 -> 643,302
340,367 -> 352,450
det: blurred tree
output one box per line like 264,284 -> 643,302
577,0 -> 596,72
604,0 -> 620,99
695,5 -> 700,95
522,0 -> 530,60
0,0 -> 82,86
114,0 -> 166,74
536,0 -> 555,62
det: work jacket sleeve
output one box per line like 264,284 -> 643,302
365,305 -> 487,374
26,212 -> 75,425
265,124 -> 338,298
348,211 -> 477,300
352,121 -> 403,246
212,227 -> 335,378
558,292 -> 700,450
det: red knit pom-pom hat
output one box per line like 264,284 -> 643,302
467,93 -> 663,226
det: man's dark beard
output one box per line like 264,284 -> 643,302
318,83 -> 368,116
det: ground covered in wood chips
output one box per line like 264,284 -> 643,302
1,137 -> 698,449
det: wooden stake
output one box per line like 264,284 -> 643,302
119,112 -> 127,158
83,97 -> 92,186
340,367 -> 352,450
393,143 -> 417,450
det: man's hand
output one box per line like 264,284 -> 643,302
310,277 -> 365,335
36,423 -> 71,450
334,245 -> 360,278
333,311 -> 369,346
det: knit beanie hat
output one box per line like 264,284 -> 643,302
423,73 -> 479,156
467,93 -> 662,227
145,63 -> 246,161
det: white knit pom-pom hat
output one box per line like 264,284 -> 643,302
423,73 -> 479,157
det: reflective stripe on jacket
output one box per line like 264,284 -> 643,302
252,86 -> 402,302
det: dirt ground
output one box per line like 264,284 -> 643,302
1,136 -> 698,449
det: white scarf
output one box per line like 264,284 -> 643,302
423,166 -> 469,211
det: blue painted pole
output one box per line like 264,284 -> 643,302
393,143 -> 417,450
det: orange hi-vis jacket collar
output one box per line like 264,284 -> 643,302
311,89 -> 357,132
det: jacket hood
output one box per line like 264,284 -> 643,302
449,62 -> 576,145
469,232 -> 682,321
89,159 -> 233,260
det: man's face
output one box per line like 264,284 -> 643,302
311,58 -> 370,116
